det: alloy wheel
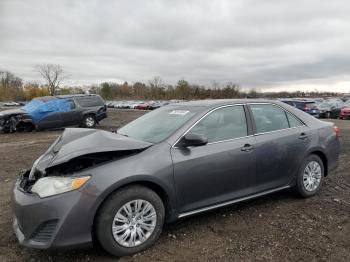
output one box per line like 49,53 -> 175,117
112,199 -> 157,248
85,116 -> 95,127
303,161 -> 322,192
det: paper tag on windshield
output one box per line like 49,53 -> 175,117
169,110 -> 189,116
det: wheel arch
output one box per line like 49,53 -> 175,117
82,112 -> 97,120
308,150 -> 328,176
92,178 -> 175,234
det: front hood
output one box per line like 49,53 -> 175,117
33,128 -> 152,176
0,108 -> 26,117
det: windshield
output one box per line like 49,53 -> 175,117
118,106 -> 200,143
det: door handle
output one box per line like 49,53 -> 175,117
241,144 -> 254,152
298,133 -> 308,140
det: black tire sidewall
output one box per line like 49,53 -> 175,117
296,154 -> 324,197
95,185 -> 165,257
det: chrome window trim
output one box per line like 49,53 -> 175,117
253,125 -> 305,136
248,102 -> 306,126
248,102 -> 307,136
178,185 -> 291,218
172,102 -> 307,148
171,104 -> 249,148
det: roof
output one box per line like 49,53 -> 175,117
33,94 -> 100,101
55,94 -> 100,99
174,99 -> 280,107
279,99 -> 316,102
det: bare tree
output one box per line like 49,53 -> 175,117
36,64 -> 65,95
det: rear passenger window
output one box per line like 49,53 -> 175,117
286,112 -> 303,127
75,96 -> 104,107
250,104 -> 289,133
188,106 -> 247,143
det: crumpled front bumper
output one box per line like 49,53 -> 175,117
11,172 -> 98,249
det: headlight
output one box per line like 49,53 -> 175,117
31,176 -> 90,198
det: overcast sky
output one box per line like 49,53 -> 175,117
1,0 -> 350,92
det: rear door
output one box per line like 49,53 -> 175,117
37,112 -> 62,130
171,105 -> 257,214
248,103 -> 310,192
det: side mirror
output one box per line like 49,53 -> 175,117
179,133 -> 208,147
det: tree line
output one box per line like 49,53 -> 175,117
0,67 -> 340,101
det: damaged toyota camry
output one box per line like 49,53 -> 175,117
12,99 -> 340,256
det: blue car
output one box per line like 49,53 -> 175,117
280,100 -> 320,118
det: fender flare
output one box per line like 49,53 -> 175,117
90,175 -> 177,225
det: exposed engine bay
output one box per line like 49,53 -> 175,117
17,128 -> 152,193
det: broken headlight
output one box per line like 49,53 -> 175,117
31,176 -> 90,198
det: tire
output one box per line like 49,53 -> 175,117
82,115 -> 96,128
295,154 -> 324,198
95,185 -> 165,257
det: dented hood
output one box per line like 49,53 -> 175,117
45,128 -> 152,168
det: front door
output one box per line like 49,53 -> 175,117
171,105 -> 256,214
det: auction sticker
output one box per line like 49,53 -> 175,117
169,110 -> 189,115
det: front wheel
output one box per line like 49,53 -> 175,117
295,154 -> 324,198
95,185 -> 165,257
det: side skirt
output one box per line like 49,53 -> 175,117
178,185 -> 291,218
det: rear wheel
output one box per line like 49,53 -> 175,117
95,185 -> 165,257
82,115 -> 96,128
295,154 -> 324,197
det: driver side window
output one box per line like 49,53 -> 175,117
188,106 -> 248,143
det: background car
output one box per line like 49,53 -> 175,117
280,99 -> 320,117
0,94 -> 107,133
316,100 -> 344,118
4,101 -> 20,107
339,100 -> 350,120
135,101 -> 152,110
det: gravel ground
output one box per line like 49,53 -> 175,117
0,108 -> 349,262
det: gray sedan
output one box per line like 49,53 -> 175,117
12,99 -> 340,256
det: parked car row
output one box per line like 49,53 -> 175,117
106,100 -> 174,110
280,98 -> 349,119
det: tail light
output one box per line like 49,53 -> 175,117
333,125 -> 340,138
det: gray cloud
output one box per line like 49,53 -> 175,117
1,0 -> 350,91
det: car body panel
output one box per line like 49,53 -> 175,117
44,128 -> 153,168
252,125 -> 311,191
171,136 -> 257,213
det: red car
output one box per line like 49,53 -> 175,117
339,101 -> 350,119
135,102 -> 151,110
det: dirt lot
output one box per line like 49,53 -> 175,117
0,109 -> 349,262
